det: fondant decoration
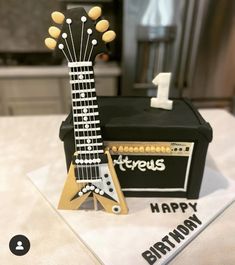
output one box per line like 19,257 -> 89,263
151,72 -> 173,110
96,20 -> 109,32
102,30 -> 116,43
44,38 -> 57,50
51,11 -> 65,24
88,6 -> 102,20
45,7 -> 127,214
48,26 -> 61,38
60,97 -> 213,199
29,164 -> 235,265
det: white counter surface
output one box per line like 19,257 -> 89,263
0,109 -> 234,265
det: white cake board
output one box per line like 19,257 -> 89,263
28,159 -> 235,265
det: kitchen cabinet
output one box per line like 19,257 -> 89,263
0,63 -> 120,115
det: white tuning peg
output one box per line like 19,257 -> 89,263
150,73 -> 173,110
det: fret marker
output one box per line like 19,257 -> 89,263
81,16 -> 87,22
83,116 -> 88,121
80,92 -> 85,97
88,146 -> 92,151
79,74 -> 84,80
85,124 -> 89,129
83,108 -> 87,113
87,139 -> 91,143
62,33 -> 67,39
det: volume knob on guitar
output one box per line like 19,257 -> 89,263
45,7 -> 128,214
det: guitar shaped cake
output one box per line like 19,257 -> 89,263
45,6 -> 128,214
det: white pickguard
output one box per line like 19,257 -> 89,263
93,163 -> 119,203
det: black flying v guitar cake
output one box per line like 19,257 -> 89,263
45,7 -> 128,214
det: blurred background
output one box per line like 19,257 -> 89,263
0,0 -> 235,115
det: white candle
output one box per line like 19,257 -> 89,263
150,72 -> 173,110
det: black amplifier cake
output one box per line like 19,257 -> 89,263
59,97 -> 212,199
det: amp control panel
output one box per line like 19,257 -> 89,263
104,141 -> 194,157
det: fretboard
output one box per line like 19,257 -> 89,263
69,61 -> 104,160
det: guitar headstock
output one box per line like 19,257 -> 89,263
44,7 -> 116,63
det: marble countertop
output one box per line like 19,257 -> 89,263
0,109 -> 234,265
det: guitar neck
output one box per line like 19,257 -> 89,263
44,7 -> 116,163
69,61 -> 104,157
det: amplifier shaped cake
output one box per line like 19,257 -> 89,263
60,97 -> 213,199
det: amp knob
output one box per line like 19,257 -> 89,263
156,146 -> 161,152
150,146 -> 155,152
139,146 -> 145,152
118,146 -> 124,152
166,147 -> 171,153
133,147 -> 139,152
124,146 -> 129,152
161,146 -> 166,153
111,146 -> 117,152
145,146 -> 150,152
128,146 -> 134,152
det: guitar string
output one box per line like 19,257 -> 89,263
64,38 -> 73,63
79,27 -> 94,182
68,23 -> 77,61
79,18 -> 84,62
83,30 -> 100,181
60,45 -> 85,183
68,21 -> 92,184
73,19 -> 89,182
78,18 -> 85,177
62,51 -> 81,172
61,49 -> 70,62
63,21 -> 87,182
88,45 -> 94,62
68,20 -> 85,182
73,72 -> 88,183
87,42 -> 101,180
